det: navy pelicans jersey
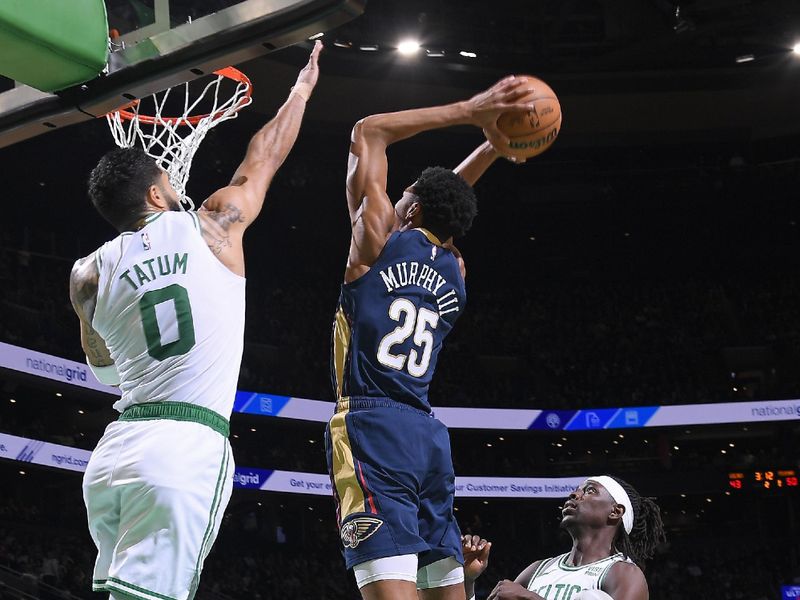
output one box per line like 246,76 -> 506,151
331,228 -> 466,413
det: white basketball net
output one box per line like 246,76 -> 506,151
106,70 -> 252,209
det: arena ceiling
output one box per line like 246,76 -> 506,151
244,0 -> 800,143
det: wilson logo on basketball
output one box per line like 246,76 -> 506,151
340,516 -> 384,548
509,127 -> 559,150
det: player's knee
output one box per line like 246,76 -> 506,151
353,554 -> 418,589
416,556 -> 464,590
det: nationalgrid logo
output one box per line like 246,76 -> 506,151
26,357 -> 87,383
751,403 -> 800,419
16,441 -> 45,462
51,454 -> 90,468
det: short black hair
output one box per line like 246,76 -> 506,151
88,147 -> 161,232
610,476 -> 666,566
412,166 -> 477,240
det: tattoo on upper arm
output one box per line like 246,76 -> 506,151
200,203 -> 246,256
69,255 -> 99,323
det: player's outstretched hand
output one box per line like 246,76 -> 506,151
294,40 -> 323,92
465,76 -> 535,148
462,534 -> 491,581
488,579 -> 544,600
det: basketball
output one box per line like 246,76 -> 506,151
493,75 -> 562,160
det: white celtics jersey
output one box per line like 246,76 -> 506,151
527,552 -> 633,600
92,211 -> 245,418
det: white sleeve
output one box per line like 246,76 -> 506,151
86,358 -> 120,386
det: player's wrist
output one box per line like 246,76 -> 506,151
290,82 -> 314,102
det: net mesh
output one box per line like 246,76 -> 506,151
106,69 -> 252,209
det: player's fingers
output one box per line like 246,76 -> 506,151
499,100 -> 536,113
504,85 -> 535,102
487,582 -> 502,600
309,40 -> 322,63
483,125 -> 510,148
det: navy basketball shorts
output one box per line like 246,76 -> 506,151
325,398 -> 463,570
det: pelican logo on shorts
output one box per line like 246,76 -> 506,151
340,516 -> 383,548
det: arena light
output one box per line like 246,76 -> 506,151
308,32 -> 324,40
735,54 -> 755,63
794,42 -> 800,55
398,39 -> 421,55
333,40 -> 352,48
359,44 -> 379,51
426,49 -> 446,57
459,50 -> 477,58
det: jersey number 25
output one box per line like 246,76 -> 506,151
377,298 -> 439,378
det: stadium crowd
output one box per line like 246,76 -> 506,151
3,241 -> 800,410
0,477 -> 797,600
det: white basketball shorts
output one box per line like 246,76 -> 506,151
83,417 -> 234,600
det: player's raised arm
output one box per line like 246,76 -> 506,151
199,41 -> 323,230
345,76 -> 535,281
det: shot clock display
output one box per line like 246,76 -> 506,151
728,469 -> 798,491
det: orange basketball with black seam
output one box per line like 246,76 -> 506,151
494,75 -> 562,160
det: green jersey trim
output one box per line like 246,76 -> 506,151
102,576 -> 179,600
189,440 -> 231,600
558,552 -> 622,571
119,401 -> 229,437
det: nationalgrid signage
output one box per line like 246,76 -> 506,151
0,342 -> 120,396
0,432 -> 585,499
2,342 -> 800,430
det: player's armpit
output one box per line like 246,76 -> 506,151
345,194 -> 395,282
601,562 -> 648,600
195,203 -> 247,276
513,561 -> 542,588
200,179 -> 259,231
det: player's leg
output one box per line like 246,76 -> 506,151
416,418 -> 465,600
101,420 -> 233,600
356,555 -> 419,600
325,405 -> 433,599
83,425 -> 125,595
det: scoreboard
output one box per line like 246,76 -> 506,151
728,469 -> 798,491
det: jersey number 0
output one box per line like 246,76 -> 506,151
377,298 -> 439,378
139,283 -> 196,360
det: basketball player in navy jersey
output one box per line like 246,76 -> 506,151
325,77 -> 534,600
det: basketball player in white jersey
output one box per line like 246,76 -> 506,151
461,476 -> 665,600
68,41 -> 322,600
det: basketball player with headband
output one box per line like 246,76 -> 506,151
70,42 -> 321,600
462,476 -> 666,600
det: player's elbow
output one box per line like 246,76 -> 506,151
353,116 -> 388,144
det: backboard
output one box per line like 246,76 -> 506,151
0,0 -> 366,148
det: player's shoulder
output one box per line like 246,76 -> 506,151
601,559 -> 648,599
514,557 -> 548,586
69,251 -> 100,318
70,251 -> 99,282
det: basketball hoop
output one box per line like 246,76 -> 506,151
105,67 -> 253,209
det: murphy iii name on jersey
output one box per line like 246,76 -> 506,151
379,261 -> 460,316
